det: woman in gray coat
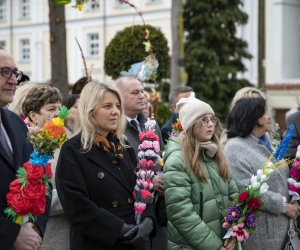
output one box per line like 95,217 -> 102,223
224,97 -> 300,250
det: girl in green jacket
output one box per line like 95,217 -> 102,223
164,97 -> 238,250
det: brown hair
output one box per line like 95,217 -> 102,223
179,120 -> 229,182
22,85 -> 62,117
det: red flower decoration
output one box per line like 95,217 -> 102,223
248,198 -> 261,211
9,179 -> 22,193
22,183 -> 46,200
6,193 -> 32,215
139,130 -> 159,141
24,163 -> 44,183
44,163 -> 53,179
31,196 -> 46,216
238,192 -> 249,203
141,189 -> 152,200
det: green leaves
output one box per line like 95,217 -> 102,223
104,25 -> 170,81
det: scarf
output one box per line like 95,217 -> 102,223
94,133 -> 123,165
199,141 -> 218,158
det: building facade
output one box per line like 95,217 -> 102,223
1,0 -> 300,129
0,0 -> 171,84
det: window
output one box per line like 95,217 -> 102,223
146,0 -> 161,4
19,0 -> 30,20
0,40 -> 6,49
20,39 -> 30,61
115,0 -> 127,8
0,0 -> 6,22
87,0 -> 100,11
87,33 -> 99,57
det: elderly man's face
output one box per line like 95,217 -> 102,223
122,78 -> 145,118
0,50 -> 18,107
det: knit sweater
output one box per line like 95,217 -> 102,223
224,134 -> 289,250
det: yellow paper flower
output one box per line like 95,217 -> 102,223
52,117 -> 64,127
76,4 -> 84,11
143,41 -> 151,53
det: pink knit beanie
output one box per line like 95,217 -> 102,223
176,97 -> 214,131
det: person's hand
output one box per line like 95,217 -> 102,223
220,239 -> 235,250
286,202 -> 300,219
119,222 -> 137,240
13,222 -> 42,250
124,217 -> 153,248
153,175 -> 164,195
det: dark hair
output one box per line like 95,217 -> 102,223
227,97 -> 266,138
169,86 -> 193,105
22,85 -> 62,117
72,76 -> 91,94
62,94 -> 80,109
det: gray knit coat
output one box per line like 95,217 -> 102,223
224,134 -> 289,250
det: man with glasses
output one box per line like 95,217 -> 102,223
0,49 -> 48,250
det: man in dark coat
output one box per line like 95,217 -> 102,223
0,49 -> 50,250
116,76 -> 166,250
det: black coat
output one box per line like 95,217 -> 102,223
56,134 -> 155,250
0,109 -> 50,250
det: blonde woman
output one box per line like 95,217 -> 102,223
163,97 -> 238,250
55,81 -> 155,250
220,87 -> 266,147
8,82 -> 38,118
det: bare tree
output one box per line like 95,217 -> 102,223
48,0 -> 69,97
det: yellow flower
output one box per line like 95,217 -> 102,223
16,215 -> 23,225
52,117 -> 64,127
76,4 -> 84,11
37,133 -> 44,140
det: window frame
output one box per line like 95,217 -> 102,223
87,33 -> 99,58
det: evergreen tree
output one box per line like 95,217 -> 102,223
104,25 -> 170,81
184,0 -> 252,120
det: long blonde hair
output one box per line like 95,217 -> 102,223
179,120 -> 229,182
78,81 -> 126,151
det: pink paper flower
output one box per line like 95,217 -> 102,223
231,222 -> 249,241
139,140 -> 153,150
134,202 -> 146,215
152,141 -> 160,152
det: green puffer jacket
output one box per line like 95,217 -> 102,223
163,138 -> 238,250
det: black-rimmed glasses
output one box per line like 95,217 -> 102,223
0,67 -> 23,83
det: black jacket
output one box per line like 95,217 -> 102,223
56,134 -> 155,250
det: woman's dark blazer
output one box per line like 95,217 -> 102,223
55,134 -> 155,250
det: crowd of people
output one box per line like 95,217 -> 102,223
0,47 -> 300,250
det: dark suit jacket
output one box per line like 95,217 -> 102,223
125,112 -> 164,158
56,134 -> 155,250
0,109 -> 50,250
285,111 -> 300,158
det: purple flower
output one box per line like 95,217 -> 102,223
226,205 -> 241,222
245,213 -> 256,228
